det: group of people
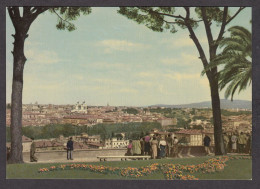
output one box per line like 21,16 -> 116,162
8,131 -> 252,163
125,133 -> 179,159
223,131 -> 252,154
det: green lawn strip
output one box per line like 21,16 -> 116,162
192,159 -> 252,180
7,155 -> 251,180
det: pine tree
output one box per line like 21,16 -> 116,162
118,7 -> 246,155
7,7 -> 91,163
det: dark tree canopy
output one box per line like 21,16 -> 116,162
49,7 -> 91,31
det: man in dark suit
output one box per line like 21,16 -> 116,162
30,137 -> 38,162
203,135 -> 211,155
67,137 -> 74,160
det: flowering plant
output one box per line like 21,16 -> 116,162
38,155 -> 251,180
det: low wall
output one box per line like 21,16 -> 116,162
23,148 -> 127,162
23,146 -> 215,162
177,146 -> 215,157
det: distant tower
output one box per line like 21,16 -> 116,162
107,102 -> 109,107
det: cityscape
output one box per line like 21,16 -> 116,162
6,101 -> 252,152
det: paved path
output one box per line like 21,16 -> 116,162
25,153 -> 249,164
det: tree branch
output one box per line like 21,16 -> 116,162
201,7 -> 214,44
226,7 -> 245,25
28,7 -> 49,24
139,7 -> 185,20
51,8 -> 73,26
184,7 -> 212,79
216,7 -> 228,44
7,7 -> 15,22
32,7 -> 49,17
163,20 -> 184,25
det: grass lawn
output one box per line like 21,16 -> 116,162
6,155 -> 252,180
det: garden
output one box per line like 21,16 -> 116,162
7,155 -> 252,180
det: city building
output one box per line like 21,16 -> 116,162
71,101 -> 88,113
103,138 -> 129,149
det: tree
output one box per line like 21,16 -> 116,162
203,26 -> 251,101
118,7 -> 246,155
7,7 -> 91,163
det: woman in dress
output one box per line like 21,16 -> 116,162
132,139 -> 141,156
159,136 -> 167,158
151,136 -> 158,159
125,140 -> 133,156
231,132 -> 238,153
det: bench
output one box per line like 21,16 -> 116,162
97,155 -> 151,162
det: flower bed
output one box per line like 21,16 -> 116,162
38,155 -> 251,180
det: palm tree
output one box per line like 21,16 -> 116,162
202,26 -> 252,100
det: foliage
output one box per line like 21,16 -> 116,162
177,118 -> 189,129
202,26 -> 252,100
192,125 -> 204,130
118,7 -> 198,34
221,109 -> 251,116
37,156 -> 251,180
49,7 -> 92,31
6,122 -> 161,142
192,115 -> 207,120
7,155 -> 252,179
122,108 -> 139,115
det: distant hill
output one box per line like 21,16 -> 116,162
150,99 -> 252,110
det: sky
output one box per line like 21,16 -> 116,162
6,7 -> 252,106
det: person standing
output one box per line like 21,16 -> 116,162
151,136 -> 158,159
125,140 -> 133,156
231,132 -> 238,153
166,134 -> 173,157
132,139 -> 141,156
245,133 -> 251,154
30,137 -> 38,162
144,133 -> 151,155
238,132 -> 246,153
172,137 -> 179,158
156,134 -> 160,158
159,136 -> 167,158
203,135 -> 211,155
67,137 -> 74,160
140,137 -> 145,155
223,133 -> 230,153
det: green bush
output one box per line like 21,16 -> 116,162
6,122 -> 162,141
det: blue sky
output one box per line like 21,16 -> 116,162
6,7 -> 252,106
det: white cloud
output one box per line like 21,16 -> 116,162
90,61 -> 131,71
97,39 -> 150,53
136,81 -> 154,87
92,78 -> 124,86
119,88 -> 138,94
161,52 -> 200,66
137,71 -> 155,78
25,49 -> 64,64
164,72 -> 200,81
161,36 -> 207,48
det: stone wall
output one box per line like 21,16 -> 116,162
23,148 -> 127,162
24,146 -> 215,162
178,146 -> 215,157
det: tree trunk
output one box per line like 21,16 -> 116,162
210,79 -> 226,155
8,30 -> 27,164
